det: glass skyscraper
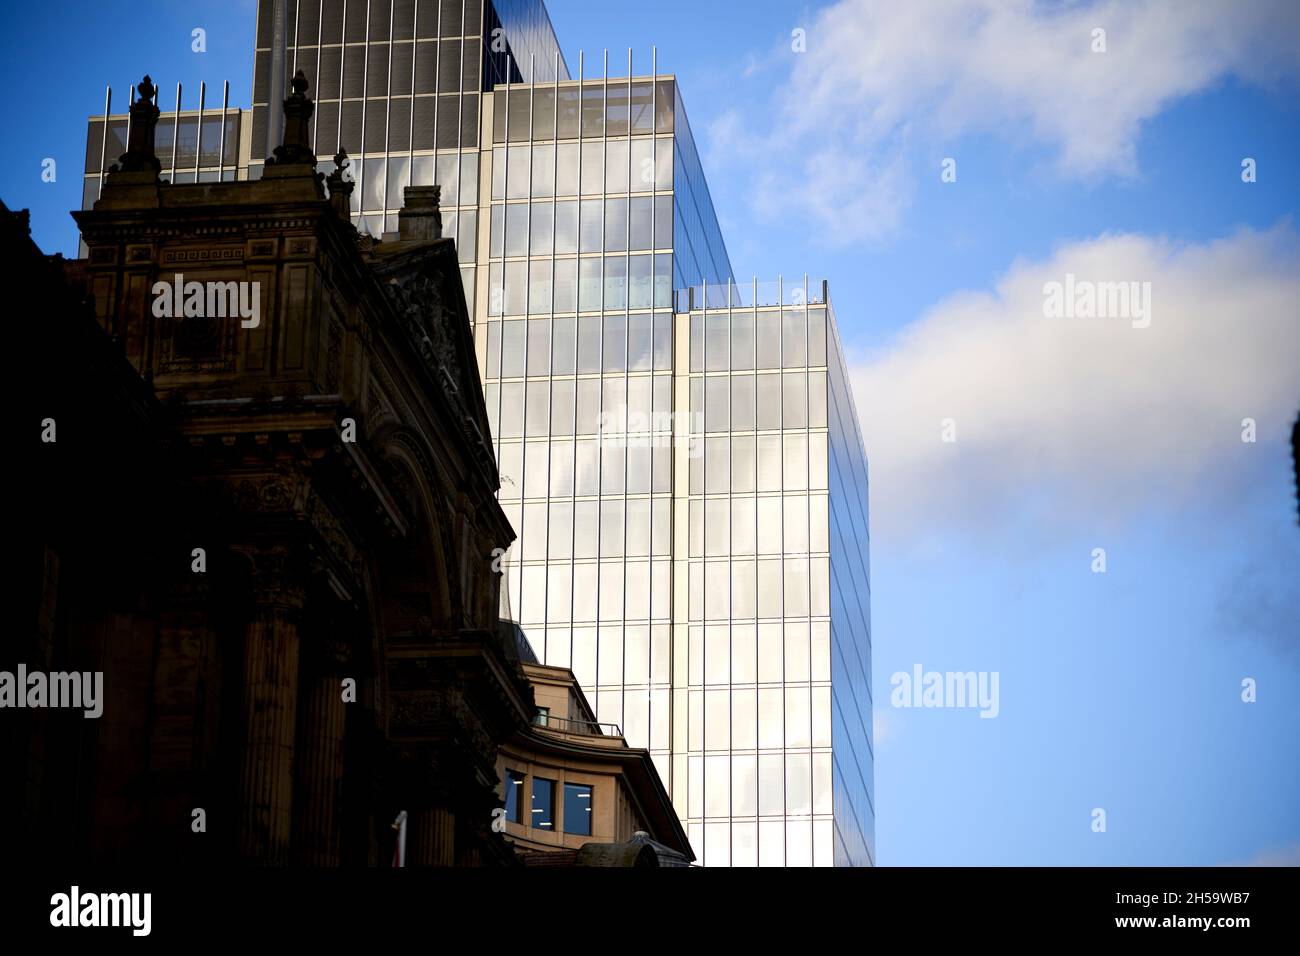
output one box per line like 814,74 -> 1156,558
82,0 -> 873,867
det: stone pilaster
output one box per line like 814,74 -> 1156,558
292,632 -> 351,866
409,806 -> 455,867
234,545 -> 305,864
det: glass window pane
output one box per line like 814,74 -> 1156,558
628,313 -> 653,371
554,257 -> 577,312
505,204 -> 528,257
603,314 -> 627,373
563,782 -> 593,835
731,376 -> 755,431
531,777 -> 556,830
581,140 -> 603,193
605,139 -> 629,192
579,258 -> 602,311
604,198 -> 628,252
557,86 -> 580,138
530,203 -> 554,255
581,84 -> 604,136
527,319 -> 551,376
504,769 -> 525,823
757,375 -> 781,430
531,143 -> 554,197
604,257 -> 627,310
784,371 -> 807,428
460,152 -> 478,205
532,88 -> 556,139
552,316 -> 576,374
629,255 -> 653,310
579,199 -> 602,252
555,200 -> 578,253
654,195 -> 673,249
783,311 -> 807,367
556,142 -> 579,195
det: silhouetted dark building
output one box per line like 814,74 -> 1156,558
8,72 -> 536,866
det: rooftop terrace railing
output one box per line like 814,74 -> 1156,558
675,277 -> 830,312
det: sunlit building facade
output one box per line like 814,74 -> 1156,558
674,280 -> 873,866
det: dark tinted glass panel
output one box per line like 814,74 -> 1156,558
414,40 -> 437,93
415,0 -> 438,38
366,44 -> 389,95
320,0 -> 343,43
436,94 -> 459,147
294,48 -> 319,91
257,0 -> 273,47
314,101 -> 339,153
531,777 -> 555,830
254,50 -> 271,102
318,45 -> 343,95
364,100 -> 387,151
391,42 -> 414,95
462,42 -> 480,92
343,47 -> 365,97
393,0 -> 416,40
439,0 -> 463,35
340,100 -> 363,153
345,0 -> 367,42
505,770 -> 525,823
563,782 -> 593,836
368,0 -> 391,40
388,98 -> 412,149
251,106 -> 268,160
412,96 -> 435,148
438,38 -> 461,92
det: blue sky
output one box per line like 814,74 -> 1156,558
3,0 -> 1297,866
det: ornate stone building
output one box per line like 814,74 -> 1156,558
9,72 -> 537,866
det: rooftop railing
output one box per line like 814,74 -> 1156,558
532,713 -> 622,738
675,277 -> 829,312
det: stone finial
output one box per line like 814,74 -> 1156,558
397,185 -> 443,242
326,149 -> 355,222
115,74 -> 162,177
267,69 -> 317,167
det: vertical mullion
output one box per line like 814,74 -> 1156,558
195,82 -> 206,181
620,49 -> 632,744
170,82 -> 181,184
358,0 -> 371,231
218,82 -> 230,181
98,86 -> 111,191
777,273 -> 788,868
382,0 -> 395,234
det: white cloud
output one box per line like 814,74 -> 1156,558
727,0 -> 1300,243
845,224 -> 1300,543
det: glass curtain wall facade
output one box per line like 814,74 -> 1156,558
674,280 -> 872,867
248,0 -> 568,311
476,65 -> 734,818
